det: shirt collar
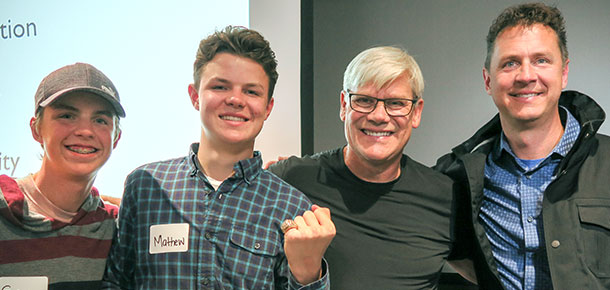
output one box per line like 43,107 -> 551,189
493,106 -> 581,162
188,143 -> 263,187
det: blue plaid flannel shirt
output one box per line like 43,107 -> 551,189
102,143 -> 329,289
481,107 -> 580,290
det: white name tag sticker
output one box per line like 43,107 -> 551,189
0,276 -> 48,290
149,223 -> 189,254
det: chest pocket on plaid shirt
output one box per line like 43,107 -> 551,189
577,200 -> 610,277
225,225 -> 281,285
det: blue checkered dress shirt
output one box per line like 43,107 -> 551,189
102,143 -> 329,289
481,107 -> 580,290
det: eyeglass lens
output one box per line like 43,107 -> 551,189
350,94 -> 414,116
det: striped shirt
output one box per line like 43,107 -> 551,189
481,107 -> 580,290
102,143 -> 329,289
0,175 -> 118,290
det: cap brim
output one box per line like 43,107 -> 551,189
39,87 -> 126,118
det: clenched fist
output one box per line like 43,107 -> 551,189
283,205 -> 336,285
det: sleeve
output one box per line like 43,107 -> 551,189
434,153 -> 476,261
274,188 -> 329,290
288,259 -> 330,290
100,173 -> 139,290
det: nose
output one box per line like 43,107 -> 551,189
367,100 -> 391,123
226,89 -> 246,108
74,119 -> 95,138
515,62 -> 537,83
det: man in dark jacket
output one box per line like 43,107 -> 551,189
436,3 -> 610,289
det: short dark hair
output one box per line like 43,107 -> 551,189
192,25 -> 279,100
485,2 -> 568,70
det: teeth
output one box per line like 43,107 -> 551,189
67,146 -> 96,154
514,93 -> 538,98
363,130 -> 391,137
221,116 -> 246,122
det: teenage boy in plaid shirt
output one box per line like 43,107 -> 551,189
102,26 -> 335,289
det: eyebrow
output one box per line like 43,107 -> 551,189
353,93 -> 414,100
51,103 -> 114,117
211,77 -> 264,90
499,50 -> 554,61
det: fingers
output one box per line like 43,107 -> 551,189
308,204 -> 333,228
286,206 -> 335,236
302,210 -> 319,227
293,215 -> 308,231
313,206 -> 333,228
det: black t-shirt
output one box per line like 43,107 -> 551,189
269,147 -> 454,289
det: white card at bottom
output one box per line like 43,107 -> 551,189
0,276 -> 48,290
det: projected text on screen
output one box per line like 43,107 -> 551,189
1,19 -> 37,39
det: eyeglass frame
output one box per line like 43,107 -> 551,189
344,90 -> 420,117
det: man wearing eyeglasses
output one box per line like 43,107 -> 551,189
268,46 -> 455,289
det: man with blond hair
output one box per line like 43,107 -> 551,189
270,46 -> 455,289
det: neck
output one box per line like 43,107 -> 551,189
343,146 -> 401,183
500,112 -> 564,160
198,137 -> 254,181
33,167 -> 94,213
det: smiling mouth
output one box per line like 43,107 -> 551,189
66,146 -> 97,154
221,116 -> 247,122
362,129 -> 392,137
510,93 -> 541,98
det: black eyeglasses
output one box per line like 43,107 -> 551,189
345,91 -> 419,117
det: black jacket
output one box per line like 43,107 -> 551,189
436,91 -> 610,289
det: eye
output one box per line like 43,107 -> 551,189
503,60 -> 517,68
245,89 -> 261,96
353,95 -> 375,106
536,58 -> 549,64
58,113 -> 75,120
95,118 -> 109,125
211,85 -> 228,90
386,99 -> 408,108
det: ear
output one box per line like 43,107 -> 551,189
30,117 -> 43,144
561,59 -> 570,89
410,98 -> 424,128
188,83 -> 200,110
483,68 -> 492,95
264,97 -> 274,120
339,91 -> 347,121
113,130 -> 122,149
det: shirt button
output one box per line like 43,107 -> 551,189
527,216 -> 533,223
551,240 -> 561,248
204,232 -> 212,239
202,277 -> 210,285
254,242 -> 261,249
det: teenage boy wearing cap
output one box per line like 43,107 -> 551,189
0,62 -> 125,289
102,26 -> 335,289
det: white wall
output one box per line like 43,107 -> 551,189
250,0 -> 302,162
